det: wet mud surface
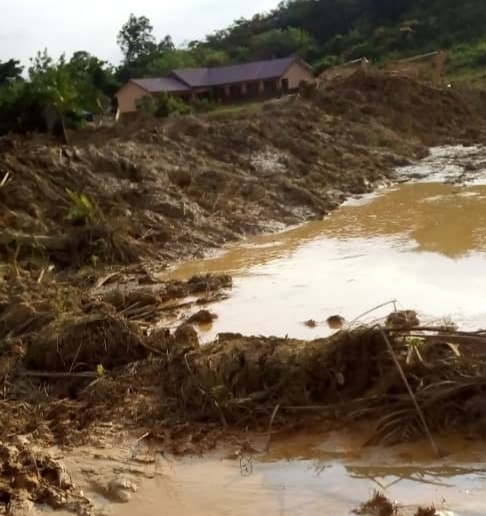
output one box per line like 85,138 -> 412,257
26,429 -> 486,516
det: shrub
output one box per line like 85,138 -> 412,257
136,95 -> 158,115
191,97 -> 216,113
155,93 -> 192,117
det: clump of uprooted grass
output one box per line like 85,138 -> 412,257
24,312 -> 150,372
8,300 -> 486,448
354,491 -> 398,515
147,318 -> 486,447
354,492 -> 437,516
414,508 -> 437,516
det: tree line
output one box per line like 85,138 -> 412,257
1,0 -> 486,135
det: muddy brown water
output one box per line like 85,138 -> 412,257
45,429 -> 486,515
163,146 -> 486,342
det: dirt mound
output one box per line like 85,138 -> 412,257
34,320 -> 481,449
316,70 -> 486,145
24,313 -> 147,372
0,271 -> 232,372
0,288 -> 485,452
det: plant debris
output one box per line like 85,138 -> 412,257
354,491 -> 398,516
354,492 -> 438,516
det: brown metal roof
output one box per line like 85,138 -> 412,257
172,56 -> 299,88
131,77 -> 190,93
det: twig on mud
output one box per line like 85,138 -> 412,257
378,327 -> 442,458
78,377 -> 103,395
348,300 -> 398,327
0,171 -> 11,188
37,268 -> 46,284
404,327 -> 486,339
265,404 -> 281,453
280,394 -> 391,412
20,371 -> 98,379
29,453 -> 41,482
69,343 -> 84,373
117,301 -> 144,316
211,194 -> 222,212
95,272 -> 123,289
137,340 -> 164,355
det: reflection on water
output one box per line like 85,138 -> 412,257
326,183 -> 486,258
163,146 -> 486,341
64,431 -> 486,516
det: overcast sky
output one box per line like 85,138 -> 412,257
1,0 -> 279,65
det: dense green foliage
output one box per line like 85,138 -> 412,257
116,14 -> 231,81
113,1 -> 486,84
194,0 -> 486,74
0,59 -> 23,86
0,50 -> 119,135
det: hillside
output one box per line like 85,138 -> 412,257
198,0 -> 486,83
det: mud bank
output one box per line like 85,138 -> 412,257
1,72 -> 485,272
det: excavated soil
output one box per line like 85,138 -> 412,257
1,71 -> 486,512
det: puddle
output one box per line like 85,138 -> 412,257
162,146 -> 486,341
53,430 -> 486,516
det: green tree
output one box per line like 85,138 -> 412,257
0,59 -> 23,86
145,49 -> 197,76
145,47 -> 230,76
68,51 -> 120,112
30,51 -> 80,142
29,50 -> 79,110
69,51 -> 119,96
0,81 -> 43,135
159,35 -> 175,52
117,14 -> 156,65
250,27 -> 317,60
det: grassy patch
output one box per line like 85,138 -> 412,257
207,101 -> 266,118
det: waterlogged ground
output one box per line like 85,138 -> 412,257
48,429 -> 486,516
164,146 -> 486,341
96,145 -> 486,516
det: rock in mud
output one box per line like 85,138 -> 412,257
187,310 -> 217,325
327,315 -> 346,330
106,478 -> 138,503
